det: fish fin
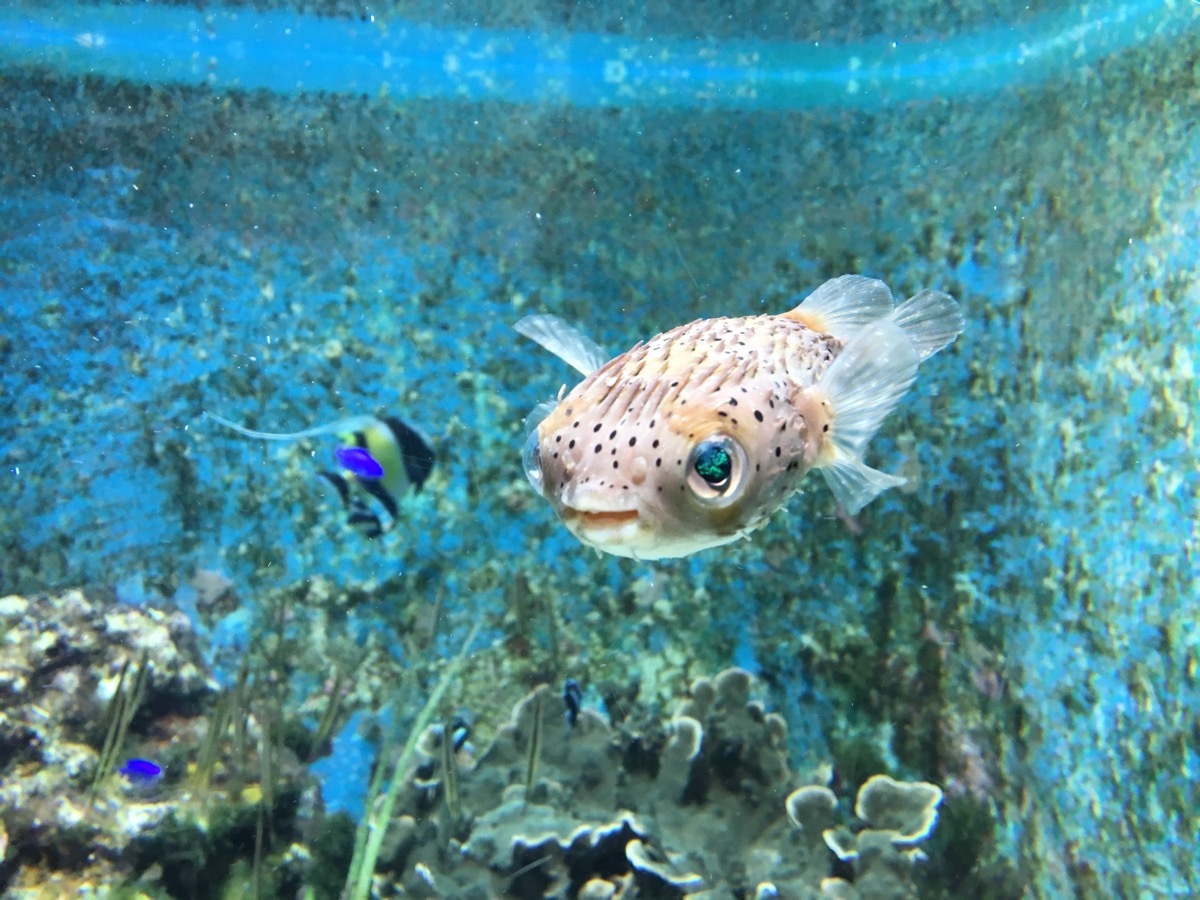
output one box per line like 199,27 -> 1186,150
820,460 -> 907,517
380,417 -> 436,491
811,319 -> 920,514
523,399 -> 558,436
319,471 -> 353,508
325,471 -> 387,537
346,502 -> 385,539
205,411 -> 380,442
782,275 -> 894,338
357,475 -> 400,522
888,289 -> 964,360
515,314 -> 609,376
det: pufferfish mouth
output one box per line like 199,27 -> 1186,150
564,507 -> 639,528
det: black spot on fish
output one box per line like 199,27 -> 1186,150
775,447 -> 781,457
569,439 -> 576,449
656,458 -> 662,467
555,435 -> 562,442
595,444 -> 603,453
652,439 -> 660,448
609,430 -> 617,439
612,461 -> 619,469
729,398 -> 738,406
754,410 -> 764,422
628,437 -> 636,446
593,423 -> 602,432
718,411 -> 728,418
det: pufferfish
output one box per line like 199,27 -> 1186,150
204,412 -> 434,538
515,275 -> 964,560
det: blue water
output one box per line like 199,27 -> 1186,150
1,1 -> 1197,896
0,0 -> 1190,107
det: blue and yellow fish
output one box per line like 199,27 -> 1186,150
205,412 -> 434,538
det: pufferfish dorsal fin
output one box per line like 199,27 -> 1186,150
514,314 -> 610,377
781,275 -> 895,339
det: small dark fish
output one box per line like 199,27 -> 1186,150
563,678 -> 582,728
336,445 -> 385,480
449,714 -> 472,752
119,758 -> 163,782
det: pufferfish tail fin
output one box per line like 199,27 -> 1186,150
813,288 -> 963,513
812,320 -> 921,514
888,289 -> 965,360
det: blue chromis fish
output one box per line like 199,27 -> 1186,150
119,757 -> 163,782
205,412 -> 435,538
516,275 -> 964,560
335,445 -> 385,480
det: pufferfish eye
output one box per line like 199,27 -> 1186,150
522,428 -> 544,494
686,436 -> 748,504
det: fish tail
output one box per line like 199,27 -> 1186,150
887,289 -> 964,361
810,320 -> 920,514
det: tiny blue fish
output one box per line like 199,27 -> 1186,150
119,758 -> 163,781
336,445 -> 385,480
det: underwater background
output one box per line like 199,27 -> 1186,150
0,0 -> 1197,897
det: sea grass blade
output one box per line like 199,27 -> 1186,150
343,618 -> 481,900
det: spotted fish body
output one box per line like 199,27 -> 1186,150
517,275 -> 964,559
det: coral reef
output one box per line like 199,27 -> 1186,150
0,588 -> 953,899
371,669 -> 942,898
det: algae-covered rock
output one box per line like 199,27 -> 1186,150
0,589 -> 309,897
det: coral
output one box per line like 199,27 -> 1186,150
0,590 -> 309,897
363,668 -> 943,898
819,775 -> 943,900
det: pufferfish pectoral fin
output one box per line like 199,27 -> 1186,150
514,314 -> 610,377
810,319 -> 921,514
